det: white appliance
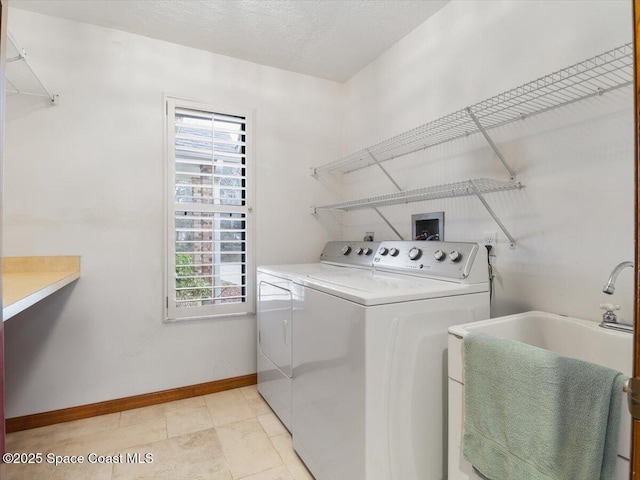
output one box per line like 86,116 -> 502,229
292,241 -> 490,480
257,241 -> 379,430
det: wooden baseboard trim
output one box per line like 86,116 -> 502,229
6,373 -> 257,433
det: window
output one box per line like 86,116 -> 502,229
165,98 -> 254,320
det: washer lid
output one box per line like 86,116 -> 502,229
303,270 -> 488,306
257,262 -> 349,281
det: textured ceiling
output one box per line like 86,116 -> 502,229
9,0 -> 449,82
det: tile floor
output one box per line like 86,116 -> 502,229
0,386 -> 314,480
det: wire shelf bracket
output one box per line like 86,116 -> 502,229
366,149 -> 406,238
366,148 -> 403,192
467,180 -> 517,248
467,108 -> 515,180
7,30 -> 59,106
373,207 -> 404,240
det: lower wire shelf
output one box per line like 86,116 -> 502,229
311,178 -> 524,248
311,178 -> 522,211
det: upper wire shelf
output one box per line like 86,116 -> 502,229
314,42 -> 633,175
6,30 -> 58,105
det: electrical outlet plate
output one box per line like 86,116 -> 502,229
483,231 -> 497,245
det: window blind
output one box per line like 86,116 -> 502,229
167,99 -> 254,320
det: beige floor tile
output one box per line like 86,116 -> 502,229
205,389 -> 255,427
204,389 -> 246,406
238,385 -> 260,401
6,412 -> 121,452
165,404 -> 214,438
270,434 -> 314,480
247,396 -> 272,417
257,413 -> 288,438
2,388 -> 306,480
237,465 -> 293,480
207,401 -> 255,427
120,404 -> 166,427
162,395 -> 205,413
55,417 -> 167,457
0,456 -> 112,480
216,418 -> 283,479
113,428 -> 231,480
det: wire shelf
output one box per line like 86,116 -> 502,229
314,43 -> 633,175
312,178 -> 523,212
6,31 -> 58,104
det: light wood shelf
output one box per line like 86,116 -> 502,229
3,256 -> 80,320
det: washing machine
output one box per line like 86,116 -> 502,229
292,241 -> 490,480
257,241 -> 379,431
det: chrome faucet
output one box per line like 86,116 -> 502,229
600,261 -> 634,333
603,261 -> 633,294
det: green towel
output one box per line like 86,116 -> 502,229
463,332 -> 627,480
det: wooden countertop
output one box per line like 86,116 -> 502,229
3,256 -> 81,321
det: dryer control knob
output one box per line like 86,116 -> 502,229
434,249 -> 446,261
363,248 -> 372,255
449,250 -> 462,262
341,245 -> 351,255
356,247 -> 364,255
408,247 -> 422,260
378,247 -> 389,256
389,248 -> 399,257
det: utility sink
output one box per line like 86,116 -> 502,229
448,310 -> 632,381
447,311 -> 632,480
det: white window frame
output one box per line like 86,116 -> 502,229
164,96 -> 255,321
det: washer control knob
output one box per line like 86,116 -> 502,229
434,249 -> 446,261
341,245 -> 351,255
378,247 -> 389,256
356,247 -> 364,255
449,250 -> 462,262
408,247 -> 422,261
389,248 -> 399,257
363,248 -> 372,255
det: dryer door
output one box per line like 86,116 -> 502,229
258,281 -> 293,377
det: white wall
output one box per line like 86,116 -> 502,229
3,8 -> 342,417
4,0 -> 635,418
338,0 -> 635,321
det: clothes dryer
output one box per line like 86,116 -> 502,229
256,241 -> 379,430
